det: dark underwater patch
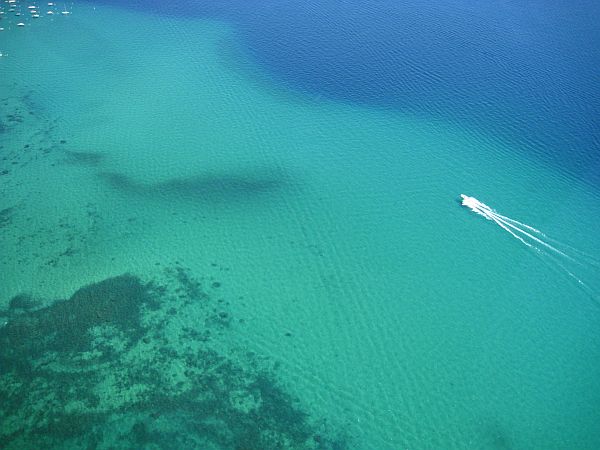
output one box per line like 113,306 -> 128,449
0,207 -> 15,229
98,171 -> 138,193
0,268 -> 347,449
0,275 -> 157,368
0,89 -> 62,174
98,168 -> 291,203
62,150 -> 106,167
8,294 -> 39,312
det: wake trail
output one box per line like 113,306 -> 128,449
460,194 -> 600,303
490,213 -> 575,261
491,213 -> 544,235
536,234 -> 600,269
489,215 -> 532,248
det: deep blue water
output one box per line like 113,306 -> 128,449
89,0 -> 600,185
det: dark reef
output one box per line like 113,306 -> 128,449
0,268 -> 347,449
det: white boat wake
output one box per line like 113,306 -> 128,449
460,194 -> 600,304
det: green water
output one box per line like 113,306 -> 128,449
1,4 -> 600,449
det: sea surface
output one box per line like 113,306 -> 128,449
1,1 -> 600,449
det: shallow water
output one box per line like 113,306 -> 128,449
1,1 -> 600,449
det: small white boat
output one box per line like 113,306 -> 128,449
460,194 -> 494,218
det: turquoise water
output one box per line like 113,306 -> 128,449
1,2 -> 600,449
